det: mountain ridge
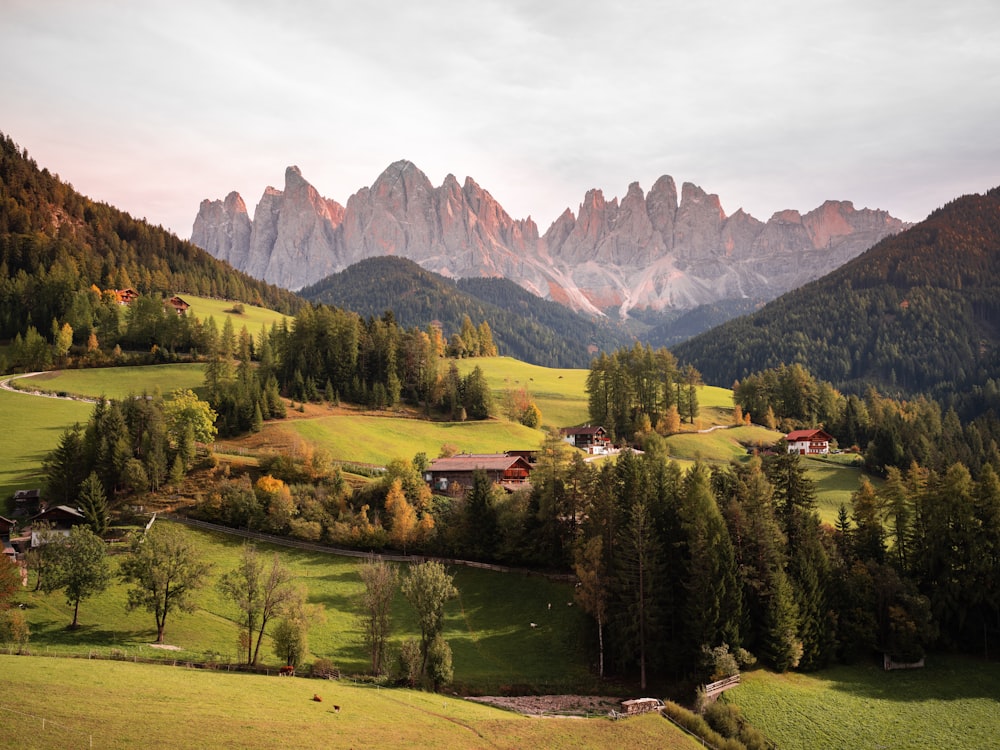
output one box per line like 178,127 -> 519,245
672,186 -> 1000,412
192,163 -> 908,316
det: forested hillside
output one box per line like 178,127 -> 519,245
0,132 -> 302,346
299,256 -> 631,368
673,188 -> 1000,414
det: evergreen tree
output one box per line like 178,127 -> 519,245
78,471 -> 109,537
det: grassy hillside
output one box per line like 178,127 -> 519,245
453,356 -> 590,429
0,656 -> 698,750
10,364 -> 207,401
728,656 -> 1000,750
282,414 -> 545,466
16,523 -> 592,693
180,294 -> 291,332
0,388 -> 93,503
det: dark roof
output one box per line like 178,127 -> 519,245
560,426 -> 607,436
428,454 -> 530,472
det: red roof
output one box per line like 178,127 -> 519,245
785,429 -> 832,442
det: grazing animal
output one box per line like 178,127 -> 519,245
279,665 -> 295,677
530,622 -> 537,628
313,694 -> 322,702
333,705 -> 341,713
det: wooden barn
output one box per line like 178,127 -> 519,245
424,453 -> 532,494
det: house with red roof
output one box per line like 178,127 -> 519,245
785,428 -> 833,455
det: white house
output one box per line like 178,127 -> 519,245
785,429 -> 833,455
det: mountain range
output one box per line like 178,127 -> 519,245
191,163 -> 908,317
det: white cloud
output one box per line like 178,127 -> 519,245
2,0 -> 999,235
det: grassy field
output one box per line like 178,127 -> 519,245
9,364 -> 207,401
181,293 -> 291,332
283,414 -> 546,466
453,356 -> 590,429
0,656 -> 699,750
806,456 -> 873,525
727,656 -> 1000,750
0,389 -> 93,504
665,425 -> 782,465
15,522 -> 592,693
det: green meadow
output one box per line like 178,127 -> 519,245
181,293 -> 291,332
285,415 -> 545,466
454,356 -> 590,429
16,522 -> 592,693
9,363 -> 207,401
0,388 -> 93,502
0,656 -> 697,750
727,656 -> 1000,750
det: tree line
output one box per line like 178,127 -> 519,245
202,303 -> 500,437
586,343 -> 703,443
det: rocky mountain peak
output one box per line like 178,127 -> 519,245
192,163 -> 909,314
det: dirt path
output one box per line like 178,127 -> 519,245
466,695 -> 623,717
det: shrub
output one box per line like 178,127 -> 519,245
395,639 -> 422,687
0,609 -> 30,651
426,635 -> 454,691
705,701 -> 741,738
310,658 -> 338,679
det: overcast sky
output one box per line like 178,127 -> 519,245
3,0 -> 999,239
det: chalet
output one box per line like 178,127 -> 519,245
785,428 -> 833,455
114,287 -> 139,306
13,489 -> 41,513
561,425 -> 612,455
28,505 -> 86,545
425,453 -> 532,494
165,295 -> 191,315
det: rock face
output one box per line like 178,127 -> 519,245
191,163 -> 908,316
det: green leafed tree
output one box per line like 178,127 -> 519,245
45,525 -> 111,628
217,545 -> 296,665
119,522 -> 213,644
401,561 -> 457,680
359,556 -> 399,676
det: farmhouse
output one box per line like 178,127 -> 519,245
164,295 -> 190,315
561,425 -> 612,455
28,505 -> 86,545
113,287 -> 139,305
785,428 -> 833,455
425,453 -> 532,494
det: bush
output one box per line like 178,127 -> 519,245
309,658 -> 339,679
395,639 -> 422,687
705,701 -> 741,738
662,701 -> 746,750
0,609 -> 30,651
426,635 -> 454,691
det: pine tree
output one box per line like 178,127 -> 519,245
78,471 -> 109,537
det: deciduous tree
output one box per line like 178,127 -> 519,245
359,556 -> 398,675
401,561 -> 457,678
218,545 -> 296,665
119,523 -> 212,644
